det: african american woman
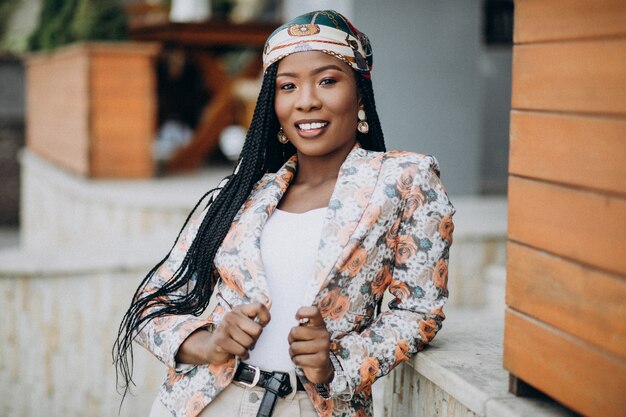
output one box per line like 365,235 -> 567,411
114,10 -> 455,417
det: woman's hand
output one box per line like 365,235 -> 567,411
288,306 -> 334,384
176,302 -> 270,365
208,302 -> 271,363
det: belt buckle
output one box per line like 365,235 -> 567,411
239,365 -> 261,388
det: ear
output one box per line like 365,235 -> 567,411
355,76 -> 363,108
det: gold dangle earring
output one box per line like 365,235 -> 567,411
277,128 -> 289,144
357,109 -> 369,134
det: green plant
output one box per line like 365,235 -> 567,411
71,0 -> 128,42
0,0 -> 20,42
28,0 -> 128,51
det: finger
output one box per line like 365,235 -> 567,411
213,335 -> 250,359
295,306 -> 325,327
237,302 -> 271,327
232,313 -> 264,340
226,325 -> 256,350
288,325 -> 310,344
290,352 -> 330,368
288,325 -> 329,344
289,340 -> 330,357
222,310 -> 263,339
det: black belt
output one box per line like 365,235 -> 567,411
233,362 -> 305,417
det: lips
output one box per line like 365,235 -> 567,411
294,119 -> 329,138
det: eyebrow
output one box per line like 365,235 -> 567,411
277,64 -> 348,78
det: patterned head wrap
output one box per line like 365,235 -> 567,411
263,10 -> 373,78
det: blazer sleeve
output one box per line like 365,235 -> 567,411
332,155 -> 455,398
133,178 -> 229,371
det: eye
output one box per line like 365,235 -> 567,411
320,78 -> 337,86
279,82 -> 296,91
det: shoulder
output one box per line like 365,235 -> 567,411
359,148 -> 441,177
384,150 -> 440,170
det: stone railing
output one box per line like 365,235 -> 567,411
0,242 -> 168,417
19,149 -> 232,250
383,309 -> 576,417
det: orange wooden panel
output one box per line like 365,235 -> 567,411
504,309 -> 626,417
515,0 -> 626,43
509,111 -> 626,196
508,176 -> 626,276
26,49 -> 90,175
90,50 -> 157,178
506,242 -> 626,358
512,40 -> 626,114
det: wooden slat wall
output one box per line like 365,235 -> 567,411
505,1 -> 626,416
504,310 -> 626,416
507,242 -> 626,359
509,111 -> 626,195
508,177 -> 626,276
512,40 -> 626,115
515,0 -> 626,43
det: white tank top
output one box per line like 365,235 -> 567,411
247,207 -> 327,372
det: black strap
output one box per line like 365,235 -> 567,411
257,372 -> 291,417
233,363 -> 297,417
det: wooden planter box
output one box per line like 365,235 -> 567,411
26,42 -> 160,178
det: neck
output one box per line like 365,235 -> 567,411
293,141 -> 356,186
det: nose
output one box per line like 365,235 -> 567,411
295,84 -> 322,112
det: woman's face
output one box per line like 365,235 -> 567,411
274,51 -> 361,159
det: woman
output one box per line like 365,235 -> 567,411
114,10 -> 454,417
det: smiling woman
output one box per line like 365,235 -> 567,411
275,52 -> 360,161
273,51 -> 362,212
114,10 -> 455,417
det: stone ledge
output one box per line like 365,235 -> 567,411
0,236 -> 167,276
19,149 -> 233,249
407,308 -> 577,417
20,149 -> 233,209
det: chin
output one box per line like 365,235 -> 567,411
293,142 -> 337,157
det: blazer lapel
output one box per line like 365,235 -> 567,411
301,146 -> 385,306
215,145 -> 384,308
214,155 -> 297,307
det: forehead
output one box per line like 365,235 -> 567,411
276,51 -> 354,75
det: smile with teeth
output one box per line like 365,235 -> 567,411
297,122 -> 328,131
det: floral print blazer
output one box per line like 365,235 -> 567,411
135,144 -> 455,417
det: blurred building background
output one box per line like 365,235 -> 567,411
0,1 -> 623,417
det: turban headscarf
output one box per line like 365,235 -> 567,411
263,10 -> 373,78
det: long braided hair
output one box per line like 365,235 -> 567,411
113,61 -> 386,395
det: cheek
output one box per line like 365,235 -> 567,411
332,98 -> 358,126
330,87 -> 359,120
274,95 -> 292,126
